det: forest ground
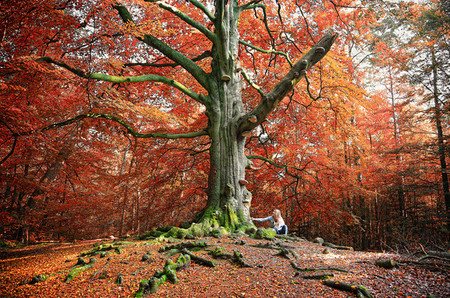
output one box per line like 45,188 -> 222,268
0,234 -> 448,297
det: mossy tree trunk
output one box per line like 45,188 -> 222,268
202,1 -> 251,227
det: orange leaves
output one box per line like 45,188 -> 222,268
0,83 -> 26,92
119,19 -> 175,39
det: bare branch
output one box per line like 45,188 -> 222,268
240,68 -> 265,97
0,119 -> 17,165
238,33 -> 338,133
36,113 -> 209,140
36,57 -> 208,105
239,39 -> 293,66
247,155 -> 312,179
124,51 -> 212,68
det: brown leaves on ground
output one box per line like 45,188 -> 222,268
0,236 -> 448,297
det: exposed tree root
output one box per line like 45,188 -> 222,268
79,242 -> 127,257
209,247 -> 234,259
375,259 -> 397,269
65,264 -> 94,282
90,260 -> 110,280
136,253 -> 191,296
313,237 -> 353,251
158,241 -> 208,253
323,280 -> 373,298
323,241 -> 354,251
208,247 -> 253,267
251,241 -> 297,251
274,248 -> 300,261
290,261 -> 349,273
232,250 -> 253,268
301,273 -> 334,280
131,267 -> 145,276
26,274 -> 49,285
181,248 -> 216,267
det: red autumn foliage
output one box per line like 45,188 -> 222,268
0,0 -> 448,254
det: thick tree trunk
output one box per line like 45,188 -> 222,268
202,1 -> 251,226
199,2 -> 337,229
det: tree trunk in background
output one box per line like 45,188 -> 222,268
431,50 -> 450,229
387,67 -> 406,217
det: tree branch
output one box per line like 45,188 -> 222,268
36,57 -> 207,105
239,39 -> 293,66
144,0 -> 215,42
186,0 -> 215,21
112,2 -> 211,91
0,119 -> 18,165
240,68 -> 265,97
238,33 -> 338,133
256,4 -> 276,47
247,155 -> 312,179
239,0 -> 264,11
123,51 -> 212,68
38,113 -> 209,139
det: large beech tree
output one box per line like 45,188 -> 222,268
1,0 -> 337,231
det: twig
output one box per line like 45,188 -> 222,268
90,260 -> 110,280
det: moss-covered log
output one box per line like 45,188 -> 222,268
323,280 -> 373,298
323,241 -> 354,251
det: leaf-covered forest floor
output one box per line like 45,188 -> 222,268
1,234 -> 448,297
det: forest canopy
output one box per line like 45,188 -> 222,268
0,0 -> 449,251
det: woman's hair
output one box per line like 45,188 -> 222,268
273,209 -> 281,220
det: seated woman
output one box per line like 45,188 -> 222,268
251,209 -> 288,235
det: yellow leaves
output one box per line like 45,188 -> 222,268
107,58 -> 124,70
102,88 -> 178,127
118,19 -> 176,39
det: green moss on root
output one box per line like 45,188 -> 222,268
254,228 -> 276,239
65,264 -> 94,282
137,254 -> 191,295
